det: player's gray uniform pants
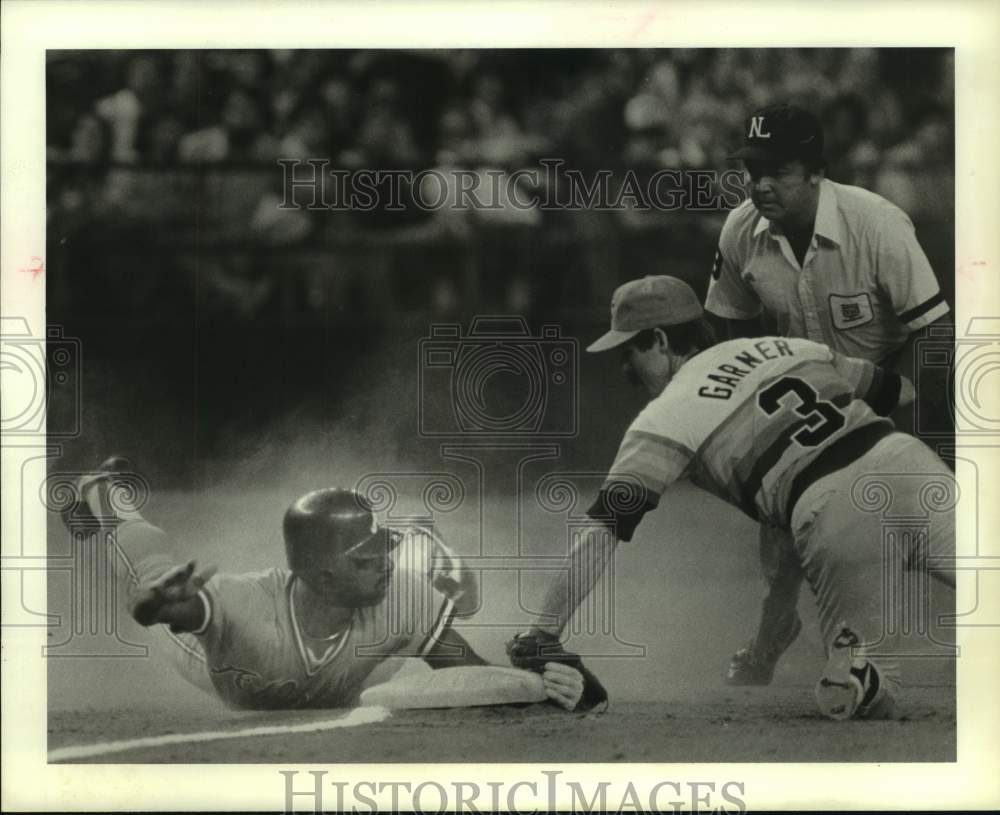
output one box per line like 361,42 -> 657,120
789,432 -> 956,692
753,399 -> 948,658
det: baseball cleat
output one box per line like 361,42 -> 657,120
815,624 -> 896,720
60,455 -> 141,529
725,613 -> 802,686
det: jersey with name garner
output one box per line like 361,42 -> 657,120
590,337 -> 893,536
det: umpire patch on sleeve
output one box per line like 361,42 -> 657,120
711,248 -> 723,280
829,293 -> 874,330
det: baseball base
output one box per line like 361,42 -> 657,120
360,665 -> 547,709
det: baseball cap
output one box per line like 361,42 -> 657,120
587,275 -> 704,353
728,104 -> 824,164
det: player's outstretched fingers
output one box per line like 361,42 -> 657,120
191,563 -> 218,591
156,561 -> 197,600
158,560 -> 215,602
542,661 -> 585,710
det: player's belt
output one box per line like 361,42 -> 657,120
786,421 -> 895,527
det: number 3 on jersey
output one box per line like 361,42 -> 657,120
758,376 -> 846,447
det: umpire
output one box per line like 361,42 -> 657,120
706,103 -> 953,685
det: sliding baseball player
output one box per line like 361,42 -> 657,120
63,461 -> 593,711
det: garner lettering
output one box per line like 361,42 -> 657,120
697,339 -> 796,399
754,340 -> 777,360
698,386 -> 732,399
734,351 -> 762,368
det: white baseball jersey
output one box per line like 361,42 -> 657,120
705,180 -> 949,363
589,337 -> 895,536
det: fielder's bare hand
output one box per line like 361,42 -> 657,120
541,661 -> 585,710
129,559 -> 216,630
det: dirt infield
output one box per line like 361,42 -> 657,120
47,482 -> 957,764
49,685 -> 955,764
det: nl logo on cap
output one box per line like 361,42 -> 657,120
748,115 -> 771,139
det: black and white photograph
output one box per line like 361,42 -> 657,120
3,1 -> 999,811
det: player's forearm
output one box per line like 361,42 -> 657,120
530,524 -> 619,638
428,533 -> 480,617
115,519 -> 182,588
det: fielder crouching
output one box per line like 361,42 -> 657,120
62,467 -> 594,712
510,275 -> 956,721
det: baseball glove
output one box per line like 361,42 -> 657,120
506,630 -> 608,712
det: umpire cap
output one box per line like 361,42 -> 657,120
283,488 -> 397,573
729,103 -> 824,164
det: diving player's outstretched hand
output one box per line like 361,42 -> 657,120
129,560 -> 217,629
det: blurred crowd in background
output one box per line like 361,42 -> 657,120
47,49 -> 954,324
44,48 -> 955,481
48,49 -> 953,181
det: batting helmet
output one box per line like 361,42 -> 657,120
283,488 -> 396,573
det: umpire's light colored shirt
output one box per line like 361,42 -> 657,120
705,179 -> 949,364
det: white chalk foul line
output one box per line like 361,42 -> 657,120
48,705 -> 392,763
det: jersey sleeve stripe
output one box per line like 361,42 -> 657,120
192,589 -> 212,636
625,430 -> 696,460
606,430 -> 694,498
897,291 -> 946,325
